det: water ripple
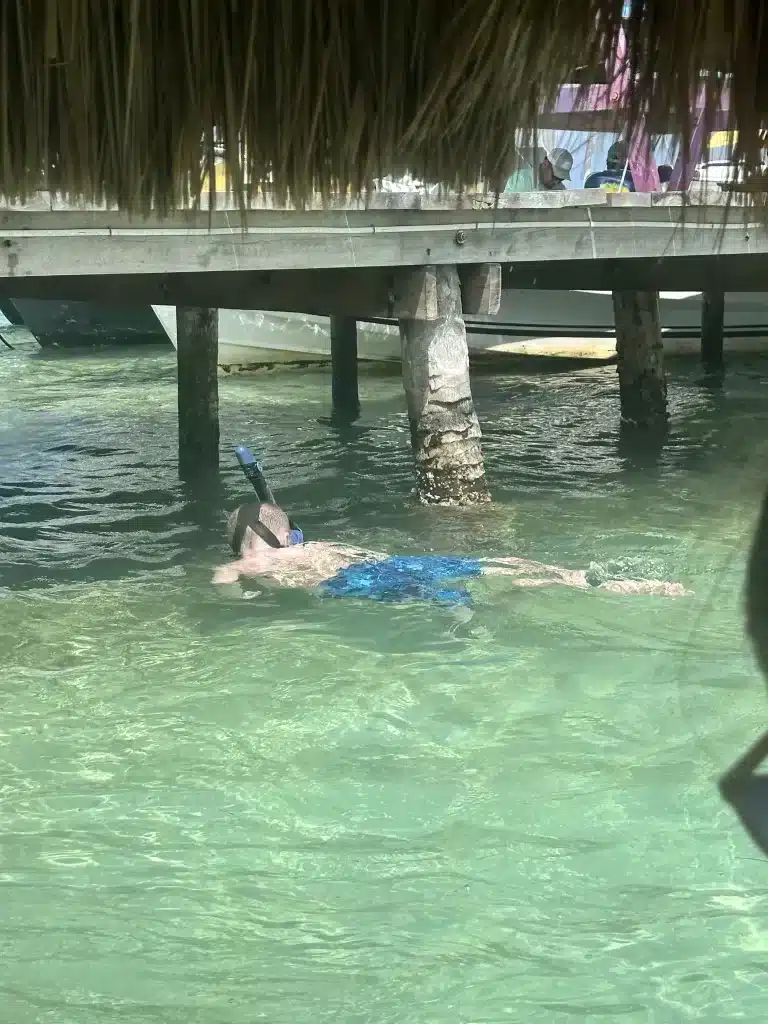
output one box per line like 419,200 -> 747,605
1,346 -> 768,1021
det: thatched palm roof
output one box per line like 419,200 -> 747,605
1,1 -> 764,211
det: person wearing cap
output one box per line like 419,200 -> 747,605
503,146 -> 548,193
213,501 -> 690,604
539,147 -> 573,190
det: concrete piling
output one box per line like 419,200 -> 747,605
701,289 -> 725,372
330,315 -> 360,424
611,290 -> 668,429
399,265 -> 490,504
176,306 -> 219,477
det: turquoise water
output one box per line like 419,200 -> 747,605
1,338 -> 768,1023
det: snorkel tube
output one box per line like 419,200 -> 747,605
233,445 -> 303,545
234,445 -> 277,504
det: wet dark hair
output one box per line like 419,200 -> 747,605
657,164 -> 673,184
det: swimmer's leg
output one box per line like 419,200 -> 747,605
482,563 -> 691,596
597,579 -> 692,596
482,563 -> 590,588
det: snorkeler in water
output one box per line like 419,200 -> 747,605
212,499 -> 689,601
213,446 -> 689,603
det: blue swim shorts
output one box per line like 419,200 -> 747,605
319,554 -> 483,607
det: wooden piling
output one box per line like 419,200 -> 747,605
701,289 -> 725,372
330,315 -> 360,424
612,290 -> 668,429
176,306 -> 219,477
399,265 -> 490,504
458,263 -> 502,316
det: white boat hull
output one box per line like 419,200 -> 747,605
470,289 -> 768,360
153,289 -> 768,371
152,306 -> 401,368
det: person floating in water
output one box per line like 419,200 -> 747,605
216,447 -> 689,604
213,500 -> 690,604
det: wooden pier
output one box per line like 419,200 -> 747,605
0,186 -> 765,312
1,184 -> 766,500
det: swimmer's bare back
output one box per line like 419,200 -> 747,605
213,541 -> 387,589
213,544 -> 691,597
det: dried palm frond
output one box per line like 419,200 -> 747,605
0,1 -> 765,213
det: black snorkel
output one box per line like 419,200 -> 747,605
233,445 -> 303,546
234,445 -> 278,504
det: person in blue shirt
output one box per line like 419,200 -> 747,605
584,140 -> 636,192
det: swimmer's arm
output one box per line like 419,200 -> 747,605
213,561 -> 244,584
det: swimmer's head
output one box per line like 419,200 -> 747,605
227,502 -> 295,555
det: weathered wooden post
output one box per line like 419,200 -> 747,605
701,289 -> 725,372
611,290 -> 668,429
176,306 -> 219,478
330,315 -> 360,424
398,264 -> 495,504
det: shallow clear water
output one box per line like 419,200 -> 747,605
1,336 -> 768,1023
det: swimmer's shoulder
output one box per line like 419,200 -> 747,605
304,541 -> 388,563
295,542 -> 389,583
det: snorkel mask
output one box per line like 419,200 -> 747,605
233,445 -> 303,549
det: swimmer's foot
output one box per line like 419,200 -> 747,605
449,604 -> 475,625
